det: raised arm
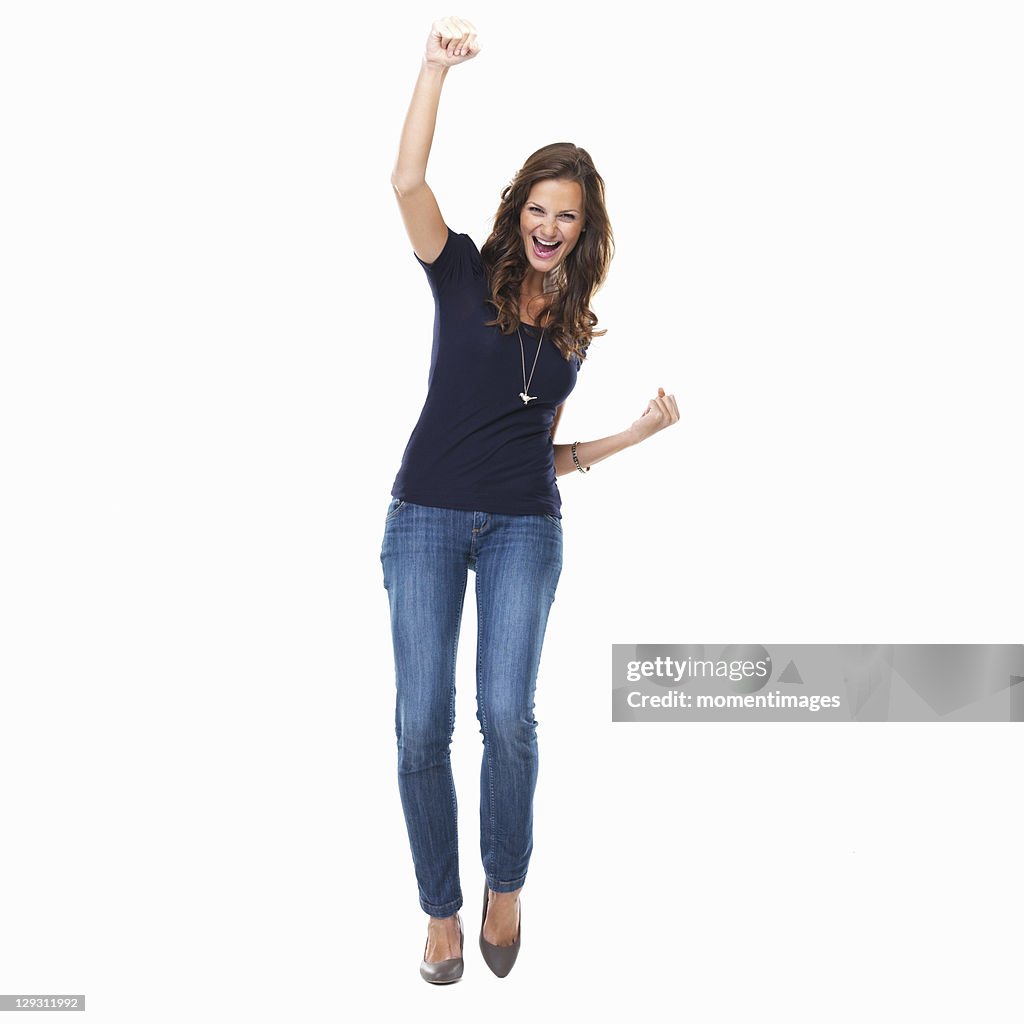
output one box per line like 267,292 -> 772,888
390,16 -> 480,265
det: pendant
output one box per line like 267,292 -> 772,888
520,392 -> 537,405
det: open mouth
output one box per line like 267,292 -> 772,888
532,235 -> 562,259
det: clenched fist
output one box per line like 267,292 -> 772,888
425,16 -> 481,68
627,387 -> 681,445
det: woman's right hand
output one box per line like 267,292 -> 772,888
424,15 -> 480,68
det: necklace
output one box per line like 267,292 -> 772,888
516,322 -> 544,405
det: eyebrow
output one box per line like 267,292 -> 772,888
528,203 -> 580,214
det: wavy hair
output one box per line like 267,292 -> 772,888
479,143 -> 613,364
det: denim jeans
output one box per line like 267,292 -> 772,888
379,498 -> 564,918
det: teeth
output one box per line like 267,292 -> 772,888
535,236 -> 560,246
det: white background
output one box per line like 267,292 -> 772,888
2,1 -> 1022,1021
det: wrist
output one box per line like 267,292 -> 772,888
422,57 -> 450,75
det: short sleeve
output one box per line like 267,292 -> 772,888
413,227 -> 484,297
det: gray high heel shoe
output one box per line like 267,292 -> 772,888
419,913 -> 464,985
479,882 -> 521,978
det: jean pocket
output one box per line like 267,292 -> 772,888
543,513 -> 563,530
385,498 -> 407,522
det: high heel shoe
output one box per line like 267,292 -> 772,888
479,881 -> 521,978
419,913 -> 464,985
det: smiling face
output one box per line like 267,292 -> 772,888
519,177 -> 585,277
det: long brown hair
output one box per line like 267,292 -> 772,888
480,143 -> 614,364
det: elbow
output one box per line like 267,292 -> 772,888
390,174 -> 426,198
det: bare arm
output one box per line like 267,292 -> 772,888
390,17 -> 480,265
553,431 -> 638,477
552,388 -> 681,477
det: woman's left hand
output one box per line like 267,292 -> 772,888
627,387 -> 680,444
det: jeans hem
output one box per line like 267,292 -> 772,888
420,894 -> 463,918
486,873 -> 527,894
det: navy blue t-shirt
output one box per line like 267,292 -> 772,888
390,226 -> 582,517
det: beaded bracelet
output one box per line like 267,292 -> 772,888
571,441 -> 590,474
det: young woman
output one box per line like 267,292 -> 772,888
382,16 -> 679,983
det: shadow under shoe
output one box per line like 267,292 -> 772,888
420,913 -> 464,985
479,881 -> 521,978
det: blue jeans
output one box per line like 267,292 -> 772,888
379,498 -> 564,918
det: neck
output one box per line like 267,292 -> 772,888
523,268 -> 546,296
520,270 -> 552,323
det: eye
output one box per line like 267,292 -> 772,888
528,206 -> 576,220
